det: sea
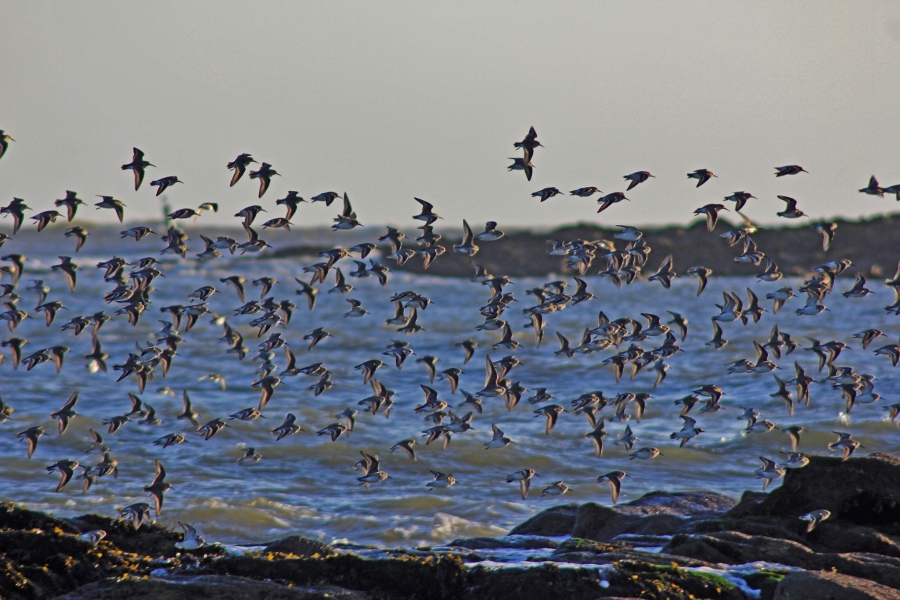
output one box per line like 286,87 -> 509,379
1,224 -> 897,547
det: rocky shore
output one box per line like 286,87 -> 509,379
3,454 -> 899,599
270,213 -> 900,279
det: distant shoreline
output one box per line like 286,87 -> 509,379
271,213 -> 900,278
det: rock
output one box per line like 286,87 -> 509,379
508,503 -> 578,536
740,571 -> 784,600
627,491 -> 737,515
807,522 -> 900,558
665,532 -> 900,589
264,535 -> 335,557
67,512 -> 196,558
664,531 -> 817,567
569,492 -> 734,543
686,516 -> 806,544
572,503 -> 687,542
723,491 -> 768,519
449,535 -> 559,550
755,455 -> 900,531
465,563 -> 612,600
56,575 -> 369,600
605,561 -> 748,600
773,570 -> 899,600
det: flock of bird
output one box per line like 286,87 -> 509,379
0,126 -> 898,542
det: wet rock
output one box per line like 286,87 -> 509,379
508,503 -> 578,536
627,491 -> 737,515
664,532 -> 900,589
773,570 -> 899,600
264,535 -> 335,557
605,561 -> 748,600
806,522 -> 900,558
723,491 -> 768,519
56,575 -> 369,600
549,538 -> 719,570
754,455 -> 900,531
740,571 -> 785,600
448,535 -> 559,550
464,563 -> 610,600
570,492 -> 734,543
201,552 -> 472,599
685,516 -> 805,544
67,513 -> 200,558
572,503 -> 687,542
664,531 -> 816,566
0,523 -> 153,599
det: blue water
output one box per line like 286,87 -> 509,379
0,224 -> 896,546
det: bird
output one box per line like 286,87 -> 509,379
1,198 -> 30,234
426,470 -> 457,491
412,198 -> 440,225
811,222 -> 837,251
475,221 -> 505,241
0,130 -> 15,161
505,469 -> 539,500
532,187 -> 563,202
484,423 -> 513,449
46,459 -> 79,492
142,459 -> 171,516
686,266 -> 712,296
623,171 -> 654,191
799,510 -> 831,533
50,392 -> 79,434
570,187 -> 600,198
541,481 -> 569,496
121,148 -> 154,190
390,439 -> 417,461
596,471 -> 628,504
724,191 -> 756,211
828,431 -> 862,461
648,255 -> 676,289
533,404 -> 565,435
51,256 -> 79,292
775,165 -> 808,176
94,196 -> 126,222
694,204 -> 728,231
276,191 -> 306,221
356,452 -> 389,488
514,126 -> 542,153
249,162 -> 279,197
55,191 -> 84,221
507,156 -> 534,181
271,413 -> 303,441
177,390 -> 200,428
596,192 -> 629,214
227,153 -> 256,186
32,210 -> 61,232
776,195 -> 807,219
150,176 -> 182,196
687,169 -> 716,187
17,426 -> 44,458
755,457 -> 785,491
64,227 -> 88,252
175,521 -> 206,549
670,416 -> 704,447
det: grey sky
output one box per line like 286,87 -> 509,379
2,1 -> 899,230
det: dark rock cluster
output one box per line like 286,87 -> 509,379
1,454 -> 898,599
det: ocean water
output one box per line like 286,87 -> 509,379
0,225 -> 897,547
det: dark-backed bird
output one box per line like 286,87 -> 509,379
227,153 -> 256,186
249,162 -> 279,198
121,148 -> 154,190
